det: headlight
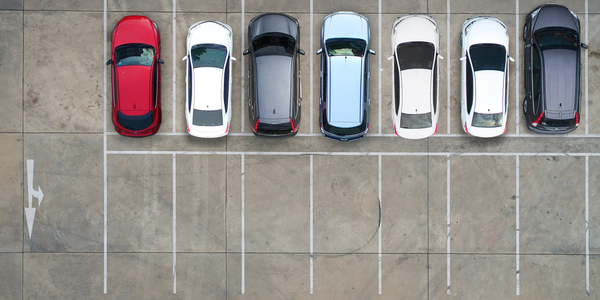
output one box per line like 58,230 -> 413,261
530,7 -> 542,19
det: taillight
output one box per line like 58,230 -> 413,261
290,118 -> 297,132
531,112 -> 544,127
394,125 -> 399,136
575,112 -> 580,126
464,122 -> 469,134
187,123 -> 190,132
253,118 -> 259,132
433,124 -> 437,135
225,124 -> 229,133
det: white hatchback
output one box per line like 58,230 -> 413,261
460,17 -> 513,138
183,21 -> 235,138
390,15 -> 442,139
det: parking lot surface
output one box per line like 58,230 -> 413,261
1,0 -> 600,299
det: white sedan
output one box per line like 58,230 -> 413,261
460,17 -> 513,138
183,21 -> 235,138
389,15 -> 442,139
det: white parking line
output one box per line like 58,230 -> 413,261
103,0 -> 108,293
310,155 -> 314,294
172,0 -> 177,133
107,151 -> 600,157
310,0 -> 314,134
378,0 -> 382,134
515,155 -> 520,295
585,0 -> 589,135
172,154 -> 177,294
515,0 -> 520,135
378,154 -> 382,294
586,155 -> 590,296
241,0 -> 246,132
446,0 -> 451,134
241,154 -> 246,294
446,155 -> 451,295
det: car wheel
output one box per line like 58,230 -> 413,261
523,98 -> 527,115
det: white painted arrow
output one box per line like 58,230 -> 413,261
26,159 -> 44,239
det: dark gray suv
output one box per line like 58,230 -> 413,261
523,4 -> 587,133
244,13 -> 305,137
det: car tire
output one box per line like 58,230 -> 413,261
523,98 -> 527,115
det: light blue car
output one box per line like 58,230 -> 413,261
317,12 -> 375,141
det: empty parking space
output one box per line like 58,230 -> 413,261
520,255 -> 585,299
0,134 -> 22,252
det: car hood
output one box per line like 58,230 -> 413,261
256,55 -> 293,121
533,5 -> 579,32
328,56 -> 363,126
542,48 -> 578,114
117,65 -> 151,115
474,71 -> 504,114
193,67 -> 223,111
400,69 -> 432,114
322,12 -> 370,42
188,21 -> 231,48
113,16 -> 157,47
393,16 -> 437,45
464,18 -> 508,47
249,14 -> 298,40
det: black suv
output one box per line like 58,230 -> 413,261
523,4 -> 587,133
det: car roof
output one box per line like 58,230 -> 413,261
117,65 -> 152,115
256,55 -> 293,121
322,12 -> 370,42
249,13 -> 299,40
541,48 -> 578,113
328,56 -> 363,126
392,15 -> 438,46
188,21 -> 231,48
193,68 -> 223,111
400,69 -> 432,114
473,71 -> 504,114
532,5 -> 579,32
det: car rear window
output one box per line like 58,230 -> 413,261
540,117 -> 576,128
117,110 -> 154,131
325,38 -> 366,57
400,112 -> 432,129
193,109 -> 223,126
471,112 -> 502,127
469,44 -> 506,72
115,44 -> 155,67
191,44 -> 227,68
396,42 -> 435,70
252,34 -> 295,57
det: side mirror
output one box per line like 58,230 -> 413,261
298,49 -> 305,55
387,55 -> 393,61
582,43 -> 588,49
460,56 -> 466,61
231,56 -> 237,61
181,56 -> 187,61
158,59 -> 165,64
316,48 -> 322,55
508,56 -> 515,62
369,49 -> 376,55
438,54 -> 444,60
106,59 -> 113,65
525,44 -> 532,49
243,49 -> 250,56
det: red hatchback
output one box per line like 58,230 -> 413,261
107,16 -> 163,136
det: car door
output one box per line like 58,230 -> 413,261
247,52 -> 257,124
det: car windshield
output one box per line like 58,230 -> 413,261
191,44 -> 227,69
535,28 -> 578,50
400,112 -> 432,129
326,38 -> 366,57
396,42 -> 435,70
193,109 -> 223,126
252,34 -> 295,57
115,44 -> 155,67
472,112 -> 502,127
469,44 -> 506,71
